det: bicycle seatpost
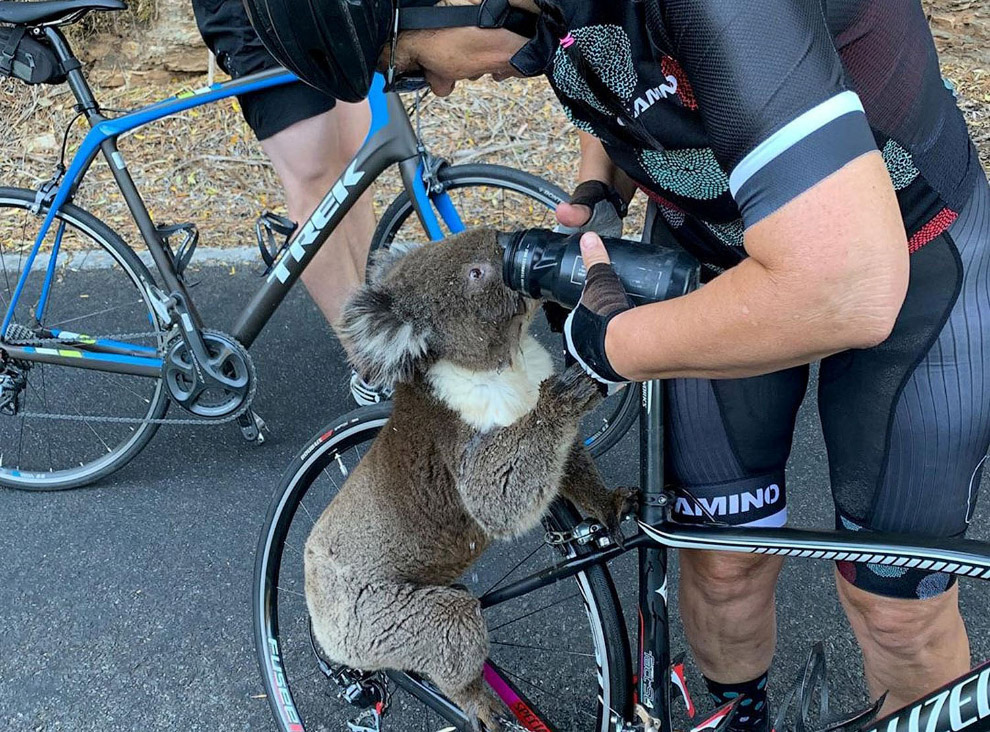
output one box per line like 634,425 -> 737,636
498,229 -> 699,308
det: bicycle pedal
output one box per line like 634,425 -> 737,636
237,411 -> 268,444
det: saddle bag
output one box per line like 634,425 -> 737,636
0,26 -> 65,85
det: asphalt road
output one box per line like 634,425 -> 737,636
1,262 -> 989,731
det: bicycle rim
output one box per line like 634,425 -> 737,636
0,188 -> 167,490
371,164 -> 639,458
255,403 -> 632,732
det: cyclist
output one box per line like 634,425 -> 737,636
190,0 -> 384,405
243,0 -> 990,727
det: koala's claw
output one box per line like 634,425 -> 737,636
605,488 -> 639,547
490,717 -> 529,732
548,364 -> 604,414
599,486 -> 639,548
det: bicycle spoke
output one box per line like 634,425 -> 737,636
488,593 -> 582,633
483,542 -> 545,596
14,366 -> 27,469
497,665 -> 598,723
49,299 -> 149,329
112,375 -> 156,405
0,218 -> 16,300
73,401 -> 114,454
0,192 -> 166,487
490,640 -> 595,658
37,362 -> 54,470
281,540 -> 303,557
298,498 -> 317,528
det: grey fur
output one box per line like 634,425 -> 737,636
308,229 -> 634,731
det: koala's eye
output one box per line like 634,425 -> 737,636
468,267 -> 484,281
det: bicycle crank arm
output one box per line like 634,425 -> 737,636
169,292 -> 245,392
1,342 -> 161,377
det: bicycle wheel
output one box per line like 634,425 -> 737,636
0,187 -> 168,490
371,163 -> 639,457
255,403 -> 633,732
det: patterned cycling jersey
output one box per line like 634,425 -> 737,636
510,0 -> 981,274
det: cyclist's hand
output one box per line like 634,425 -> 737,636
554,180 -> 626,239
564,233 -> 632,388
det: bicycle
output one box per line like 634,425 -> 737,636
0,2 -> 637,490
255,342 -> 990,730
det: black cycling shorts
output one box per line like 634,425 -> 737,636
191,0 -> 337,140
661,172 -> 990,600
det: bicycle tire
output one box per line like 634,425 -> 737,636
254,402 -> 633,732
0,187 -> 168,490
369,163 -> 639,458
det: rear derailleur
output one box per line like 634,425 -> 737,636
309,621 -> 390,732
0,359 -> 29,416
0,323 -> 35,417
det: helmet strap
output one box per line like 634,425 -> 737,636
398,0 -> 538,38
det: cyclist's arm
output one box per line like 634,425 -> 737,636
596,0 -> 909,381
557,132 -> 636,228
576,131 -> 613,183
603,152 -> 908,381
574,132 -> 636,200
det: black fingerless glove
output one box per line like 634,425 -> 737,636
569,180 -> 629,218
555,180 -> 628,239
563,262 -> 632,385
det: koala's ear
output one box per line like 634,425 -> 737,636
366,241 -> 425,284
338,284 -> 431,389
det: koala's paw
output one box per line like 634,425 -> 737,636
468,689 -> 511,732
608,486 -> 639,541
545,363 -> 604,416
590,486 -> 638,548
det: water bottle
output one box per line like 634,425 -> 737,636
498,229 -> 699,309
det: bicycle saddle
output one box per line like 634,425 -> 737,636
0,0 -> 126,27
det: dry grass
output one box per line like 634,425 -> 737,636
0,73 -> 581,253
0,0 -> 987,254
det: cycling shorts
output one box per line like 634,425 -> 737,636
663,171 -> 990,600
191,0 -> 337,140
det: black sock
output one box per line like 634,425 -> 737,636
703,671 -> 770,732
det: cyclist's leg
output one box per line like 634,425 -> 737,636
260,102 -> 376,328
669,368 -> 807,721
819,171 -> 990,713
192,0 -> 375,330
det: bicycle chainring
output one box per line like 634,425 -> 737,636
164,329 -> 255,419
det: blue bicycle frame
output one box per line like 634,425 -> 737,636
1,26 -> 469,377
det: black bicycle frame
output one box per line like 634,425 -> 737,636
466,379 -> 990,731
3,27 -> 449,369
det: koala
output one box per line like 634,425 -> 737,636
304,228 -> 634,731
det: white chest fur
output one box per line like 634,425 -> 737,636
427,334 -> 553,431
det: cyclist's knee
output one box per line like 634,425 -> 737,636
838,575 -> 961,657
680,550 -> 782,606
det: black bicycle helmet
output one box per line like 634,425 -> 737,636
242,0 -> 539,102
